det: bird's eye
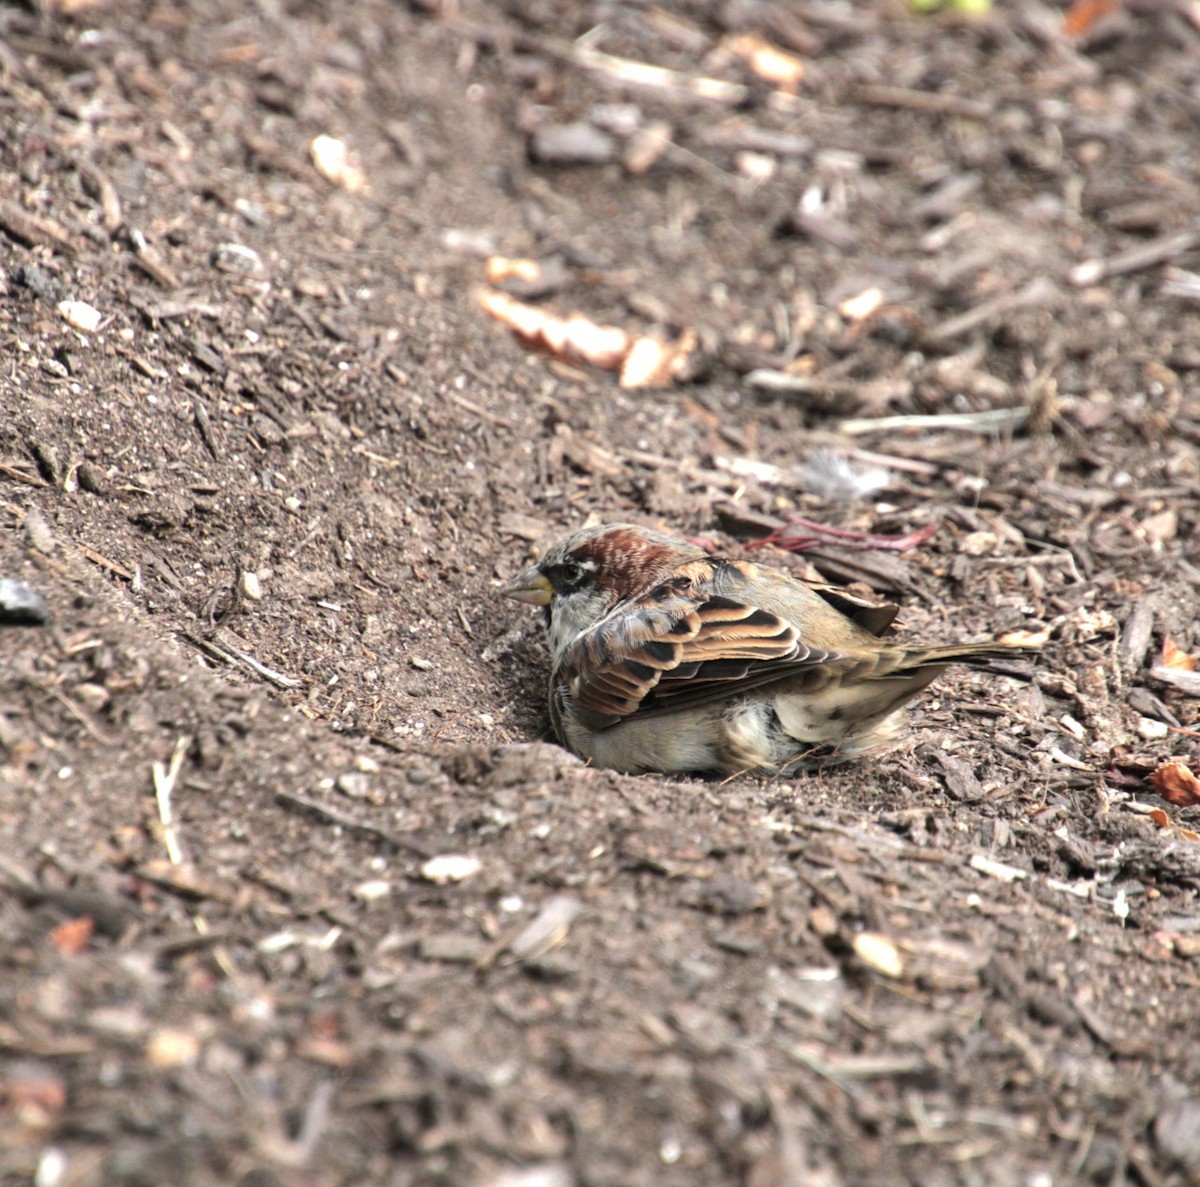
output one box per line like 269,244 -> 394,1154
548,560 -> 587,591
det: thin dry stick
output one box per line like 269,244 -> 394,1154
1070,223 -> 1200,287
152,734 -> 191,866
573,43 -> 748,104
926,276 -> 1056,343
838,408 -> 1030,436
152,736 -> 237,977
851,83 -> 992,121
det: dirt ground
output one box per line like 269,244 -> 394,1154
3,0 -> 1200,1183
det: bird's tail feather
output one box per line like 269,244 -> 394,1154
901,640 -> 1040,674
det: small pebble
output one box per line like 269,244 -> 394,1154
354,880 -> 392,902
529,121 -> 616,165
212,242 -> 265,277
310,134 -> 366,191
57,299 -> 102,333
0,579 -> 50,625
336,771 -> 372,799
145,1029 -> 200,1069
421,854 -> 482,884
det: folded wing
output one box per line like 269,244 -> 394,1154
557,571 -> 840,728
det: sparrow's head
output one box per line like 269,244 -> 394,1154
500,523 -> 705,657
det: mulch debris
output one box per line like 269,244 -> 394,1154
2,1 -> 1200,1183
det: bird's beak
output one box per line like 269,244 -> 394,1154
500,564 -> 553,606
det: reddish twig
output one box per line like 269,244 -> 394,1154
744,517 -> 938,555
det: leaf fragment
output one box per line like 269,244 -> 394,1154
1162,634 -> 1196,671
1152,759 -> 1200,809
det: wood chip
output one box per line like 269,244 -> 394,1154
0,199 -> 77,255
969,854 -> 1028,882
529,121 -> 617,165
1150,665 -> 1200,697
724,33 -> 805,93
851,83 -> 992,121
507,895 -> 583,960
58,300 -> 103,333
310,134 -> 366,191
852,932 -> 905,979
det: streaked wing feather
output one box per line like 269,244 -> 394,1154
559,583 -> 840,726
807,583 -> 899,636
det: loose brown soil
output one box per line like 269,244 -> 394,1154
3,2 -> 1200,1184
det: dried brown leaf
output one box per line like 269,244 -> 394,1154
620,330 -> 697,389
1152,759 -> 1200,808
1162,634 -> 1196,670
49,915 -> 94,955
479,290 -> 630,371
1063,0 -> 1118,37
725,34 -> 805,94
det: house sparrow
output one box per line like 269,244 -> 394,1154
500,523 -> 1034,776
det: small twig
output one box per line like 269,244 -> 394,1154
152,735 -> 191,866
476,894 -> 583,971
78,545 -> 134,581
274,789 -> 436,858
745,368 -> 872,400
843,447 -> 939,478
157,930 -> 242,959
1070,222 -> 1200,286
851,83 -> 993,121
76,160 -> 123,231
129,226 -> 181,289
1161,266 -> 1200,301
926,277 -> 1057,343
192,398 -> 220,459
180,633 -> 303,689
762,1080 -> 811,1182
746,517 -> 938,554
0,198 -> 78,256
784,1044 -> 866,1100
295,1081 -> 337,1163
573,43 -> 748,105
49,689 -> 117,746
0,461 -> 50,487
1149,664 -> 1200,696
444,389 -> 519,428
152,736 -> 240,977
838,408 -> 1030,436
